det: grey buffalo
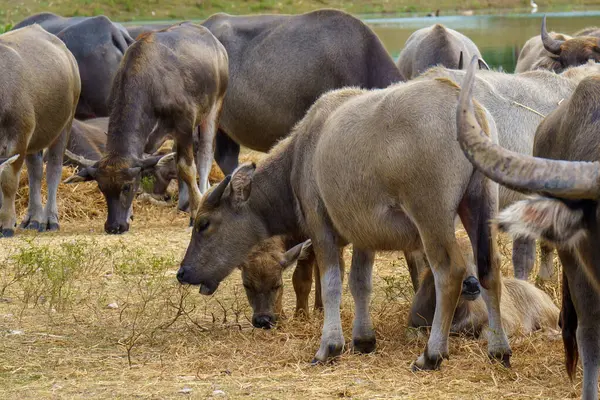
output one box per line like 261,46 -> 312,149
458,57 -> 600,400
0,25 -> 80,236
177,79 -> 511,368
397,24 -> 488,78
418,59 -> 600,282
14,12 -> 134,119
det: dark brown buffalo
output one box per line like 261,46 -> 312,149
516,16 -> 600,73
65,23 -> 228,234
458,56 -> 600,400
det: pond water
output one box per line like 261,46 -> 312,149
365,11 -> 600,72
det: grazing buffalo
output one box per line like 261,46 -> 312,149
516,16 -> 600,73
458,56 -> 600,400
239,237 -> 317,328
14,13 -> 134,119
0,25 -> 80,236
418,59 -> 600,282
397,24 -> 487,79
410,235 -> 559,337
65,23 -> 228,234
177,77 -> 511,368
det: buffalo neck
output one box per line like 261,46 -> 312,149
106,87 -> 158,159
249,143 -> 299,237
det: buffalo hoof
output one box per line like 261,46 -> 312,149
1,228 -> 15,238
20,220 -> 40,231
352,337 -> 376,354
311,343 -> 344,365
488,351 -> 512,368
41,222 -> 60,232
411,347 -> 447,371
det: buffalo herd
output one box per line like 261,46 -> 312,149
1,9 -> 600,398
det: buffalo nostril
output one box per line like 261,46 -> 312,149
253,315 -> 273,329
176,268 -> 186,283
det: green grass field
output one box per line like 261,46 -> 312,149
2,0 -> 600,27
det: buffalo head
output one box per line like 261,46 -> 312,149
64,152 -> 173,234
240,238 -> 312,329
177,162 -> 270,296
541,15 -> 600,71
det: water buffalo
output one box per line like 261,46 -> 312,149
65,23 -> 228,234
458,56 -> 600,400
418,59 -> 600,282
516,16 -> 600,73
201,10 -> 403,173
14,13 -> 134,119
177,77 -> 511,368
0,25 -> 80,236
239,237 -> 317,328
410,235 -> 559,337
397,24 -> 488,79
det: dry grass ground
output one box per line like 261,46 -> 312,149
0,159 -> 582,399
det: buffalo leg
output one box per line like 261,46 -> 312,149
293,249 -> 315,317
41,129 -> 70,231
0,152 -> 25,237
196,100 -> 222,194
313,248 -> 345,312
459,170 -> 511,366
21,151 -> 44,230
405,250 -> 428,292
559,248 -> 600,400
311,239 -> 344,364
538,242 -> 555,282
512,237 -> 536,280
350,248 -> 376,354
177,178 -> 190,213
412,223 -> 466,370
175,136 -> 202,220
214,129 -> 240,176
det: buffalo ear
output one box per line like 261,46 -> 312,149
280,240 -> 312,270
64,167 -> 98,184
458,51 -> 464,70
231,162 -> 256,203
156,152 -> 176,168
205,175 -> 232,208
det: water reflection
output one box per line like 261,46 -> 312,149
366,11 -> 600,72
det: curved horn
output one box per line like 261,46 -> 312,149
205,175 -> 231,208
64,149 -> 96,168
541,15 -> 564,55
457,56 -> 600,199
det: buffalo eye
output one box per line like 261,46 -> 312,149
122,183 -> 132,194
196,218 -> 210,233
